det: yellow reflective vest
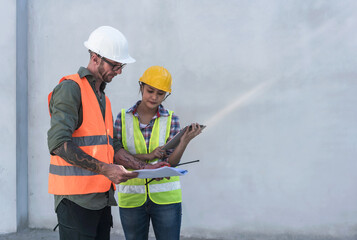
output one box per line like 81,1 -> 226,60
118,109 -> 182,208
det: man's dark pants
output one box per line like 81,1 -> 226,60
56,198 -> 112,240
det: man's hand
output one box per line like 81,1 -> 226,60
114,148 -> 147,169
101,164 -> 138,184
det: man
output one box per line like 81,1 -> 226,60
47,26 -> 167,240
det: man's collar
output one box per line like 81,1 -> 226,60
78,67 -> 107,91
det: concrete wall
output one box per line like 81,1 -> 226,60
0,0 -> 18,234
2,0 -> 357,238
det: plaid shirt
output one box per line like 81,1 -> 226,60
114,101 -> 180,156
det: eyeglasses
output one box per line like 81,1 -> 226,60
99,55 -> 126,71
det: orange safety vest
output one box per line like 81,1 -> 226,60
48,73 -> 115,195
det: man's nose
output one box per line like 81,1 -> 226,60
114,68 -> 122,74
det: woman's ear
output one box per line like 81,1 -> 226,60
139,82 -> 144,95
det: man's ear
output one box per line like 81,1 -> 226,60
91,53 -> 100,65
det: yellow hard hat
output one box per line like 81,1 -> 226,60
139,66 -> 172,93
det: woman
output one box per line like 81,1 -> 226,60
114,66 -> 202,240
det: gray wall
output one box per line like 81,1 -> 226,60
2,0 -> 357,238
0,0 -> 17,234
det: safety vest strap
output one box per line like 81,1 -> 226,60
72,135 -> 113,146
50,164 -> 98,176
157,116 -> 170,149
122,110 -> 137,154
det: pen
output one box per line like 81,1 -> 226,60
174,159 -> 200,167
145,160 -> 200,185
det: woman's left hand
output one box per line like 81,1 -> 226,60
180,123 -> 203,145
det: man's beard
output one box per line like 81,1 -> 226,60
98,61 -> 115,83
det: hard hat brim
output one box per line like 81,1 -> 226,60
84,41 -> 136,64
114,55 -> 136,64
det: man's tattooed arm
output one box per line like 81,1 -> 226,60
53,141 -> 105,173
53,141 -> 139,184
54,142 -> 146,171
114,148 -> 171,170
114,148 -> 147,170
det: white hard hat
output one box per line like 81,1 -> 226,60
84,26 -> 135,64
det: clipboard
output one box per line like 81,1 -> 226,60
133,166 -> 188,179
162,124 -> 206,150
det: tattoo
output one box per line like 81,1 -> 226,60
53,141 -> 104,173
114,149 -> 146,170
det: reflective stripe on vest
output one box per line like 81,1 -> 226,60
118,184 -> 146,194
48,73 -> 115,195
118,181 -> 181,194
149,181 -> 181,193
118,109 -> 182,208
72,135 -> 113,147
50,165 -> 98,176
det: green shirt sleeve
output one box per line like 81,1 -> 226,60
47,80 -> 81,154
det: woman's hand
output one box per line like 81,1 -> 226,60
180,123 -> 203,145
165,123 -> 204,167
144,161 -> 171,181
148,146 -> 167,160
144,161 -> 170,169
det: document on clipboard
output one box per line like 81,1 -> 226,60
162,124 -> 206,150
133,166 -> 188,179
